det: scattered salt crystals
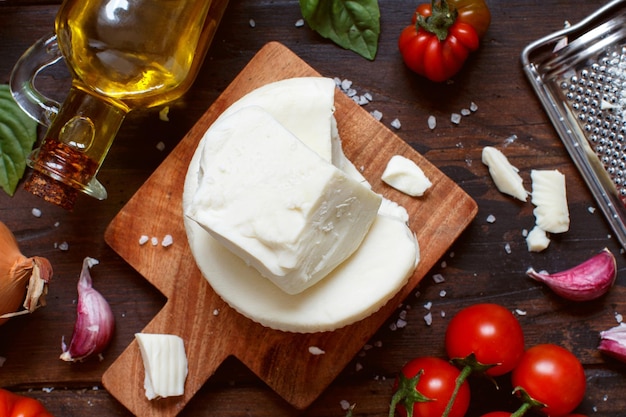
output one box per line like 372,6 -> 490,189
54,221 -> 60,227
427,115 -> 436,130
340,79 -> 352,91
440,260 -> 447,268
451,113 -> 462,124
355,362 -> 363,372
370,110 -> 383,121
504,243 -> 512,254
588,206 -> 596,214
396,318 -> 408,328
604,394 -> 609,401
42,387 -> 54,393
340,400 -> 352,411
470,102 -> 478,112
345,88 -> 357,97
156,141 -> 166,151
158,106 -> 170,122
0,356 -> 6,367
151,237 -> 159,246
362,344 -> 373,351
58,241 -> 69,251
390,118 -> 401,129
213,308 -> 220,316
440,311 -> 446,318
460,108 -> 471,116
504,134 -> 518,146
439,290 -> 447,297
295,18 -> 304,27
423,312 -> 433,326
423,301 -> 432,310
615,312 -> 623,323
522,228 -> 528,237
374,340 -> 383,348
432,273 -> 445,283
308,346 -> 325,355
249,18 -> 256,28
486,214 -> 496,223
31,208 -> 42,218
398,309 -> 407,320
139,235 -> 150,245
515,309 -> 527,316
161,234 -> 174,247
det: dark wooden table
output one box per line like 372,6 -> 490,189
1,0 -> 625,416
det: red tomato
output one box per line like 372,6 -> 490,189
512,344 -> 586,417
445,303 -> 525,376
390,357 -> 470,417
398,0 -> 485,82
0,389 -> 53,417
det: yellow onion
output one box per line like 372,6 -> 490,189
0,221 -> 52,325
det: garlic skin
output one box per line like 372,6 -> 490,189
60,257 -> 114,362
526,248 -> 616,301
0,221 -> 52,325
599,323 -> 626,363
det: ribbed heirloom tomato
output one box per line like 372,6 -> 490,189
398,0 -> 490,82
0,389 -> 54,417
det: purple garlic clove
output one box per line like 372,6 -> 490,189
599,323 -> 626,363
526,247 -> 616,301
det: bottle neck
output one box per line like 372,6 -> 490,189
25,86 -> 127,209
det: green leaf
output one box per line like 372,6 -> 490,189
0,84 -> 38,196
300,0 -> 380,60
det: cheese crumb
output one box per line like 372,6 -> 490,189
308,346 -> 325,355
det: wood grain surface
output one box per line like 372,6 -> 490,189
2,1 -> 626,416
101,41 -> 476,416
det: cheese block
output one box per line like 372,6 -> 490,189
185,106 -> 382,295
183,168 -> 419,332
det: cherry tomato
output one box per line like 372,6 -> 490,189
512,344 -> 586,417
0,388 -> 53,417
445,303 -> 525,376
390,357 -> 470,417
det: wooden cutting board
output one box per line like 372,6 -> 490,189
102,41 -> 478,416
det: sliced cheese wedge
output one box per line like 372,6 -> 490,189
135,333 -> 188,400
185,106 -> 382,295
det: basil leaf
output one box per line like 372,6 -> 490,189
300,0 -> 380,60
0,84 -> 38,196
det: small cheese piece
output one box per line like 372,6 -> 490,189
482,146 -> 528,201
135,333 -> 188,400
185,106 -> 382,295
381,155 -> 432,197
526,225 -> 550,252
531,169 -> 569,233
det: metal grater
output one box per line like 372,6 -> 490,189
522,0 -> 626,249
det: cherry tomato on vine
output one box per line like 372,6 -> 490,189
445,303 -> 525,376
511,344 -> 586,417
398,0 -> 489,82
390,356 -> 470,417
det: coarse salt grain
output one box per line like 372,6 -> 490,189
486,214 -> 496,223
31,208 -> 42,218
470,102 -> 478,112
370,110 -> 383,121
156,141 -> 166,151
427,115 -> 437,130
423,312 -> 433,326
460,108 -> 471,116
439,290 -> 446,297
295,18 -> 304,27
504,243 -> 512,254
162,234 -> 174,247
615,312 -> 623,323
588,206 -> 596,214
451,113 -> 462,124
249,18 -> 256,28
139,235 -> 149,245
424,301 -> 432,310
391,118 -> 401,129
213,309 -> 220,316
151,237 -> 159,246
308,346 -> 325,355
396,318 -> 407,328
432,273 -> 445,283
340,400 -> 351,410
515,309 -> 527,316
58,241 -> 69,251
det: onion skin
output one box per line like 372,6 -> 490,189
526,248 -> 616,301
60,257 -> 114,362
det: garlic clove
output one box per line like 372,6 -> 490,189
60,257 -> 114,362
599,323 -> 626,362
526,248 -> 616,301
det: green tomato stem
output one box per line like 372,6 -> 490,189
441,364 -> 472,417
511,402 -> 532,417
